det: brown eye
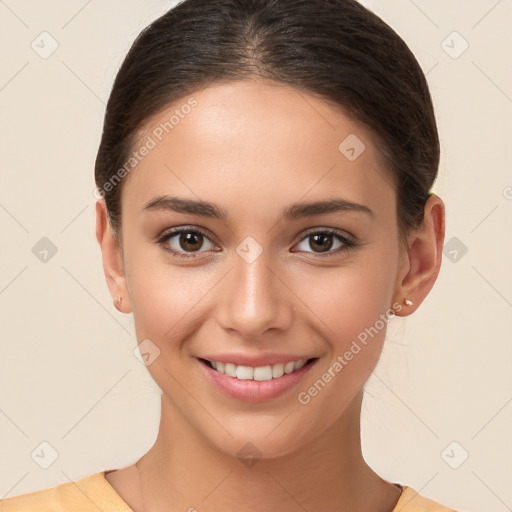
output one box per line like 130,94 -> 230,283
293,228 -> 355,256
178,232 -> 204,252
157,227 -> 215,258
308,233 -> 334,253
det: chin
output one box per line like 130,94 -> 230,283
196,417 -> 317,464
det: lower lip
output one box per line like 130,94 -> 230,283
197,358 -> 318,402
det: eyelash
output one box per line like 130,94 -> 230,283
155,226 -> 357,260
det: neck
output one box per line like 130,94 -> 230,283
134,390 -> 401,512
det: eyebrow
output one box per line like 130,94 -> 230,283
142,195 -> 373,221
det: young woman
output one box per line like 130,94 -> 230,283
1,0 -> 460,510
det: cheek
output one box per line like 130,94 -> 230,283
124,245 -> 218,344
295,256 -> 395,339
291,257 -> 396,393
292,273 -> 393,434
124,259 -> 215,391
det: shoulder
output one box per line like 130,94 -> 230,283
394,485 -> 460,512
0,471 -> 132,512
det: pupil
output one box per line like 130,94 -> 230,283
311,234 -> 332,253
181,232 -> 202,252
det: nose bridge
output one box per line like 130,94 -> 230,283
217,240 -> 289,338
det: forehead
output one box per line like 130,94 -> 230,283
122,80 -> 395,222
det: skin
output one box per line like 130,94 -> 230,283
96,79 -> 445,512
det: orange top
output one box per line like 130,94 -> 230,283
0,470 -> 459,511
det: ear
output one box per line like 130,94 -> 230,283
95,199 -> 132,314
393,194 -> 445,316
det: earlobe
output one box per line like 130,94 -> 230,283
113,295 -> 124,312
393,194 -> 445,317
95,199 -> 132,313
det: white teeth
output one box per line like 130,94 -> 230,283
224,362 -> 236,377
253,366 -> 272,381
284,361 -> 295,374
236,365 -> 254,380
207,358 -> 310,381
272,363 -> 284,378
294,360 -> 306,370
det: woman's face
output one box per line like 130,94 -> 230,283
112,80 -> 410,457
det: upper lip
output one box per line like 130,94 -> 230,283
199,353 -> 318,367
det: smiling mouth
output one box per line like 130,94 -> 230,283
198,357 -> 318,381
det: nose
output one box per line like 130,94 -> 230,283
216,249 -> 294,340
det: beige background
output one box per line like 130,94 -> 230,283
0,1 -> 511,511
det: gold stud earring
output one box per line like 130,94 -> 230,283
403,298 -> 413,307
